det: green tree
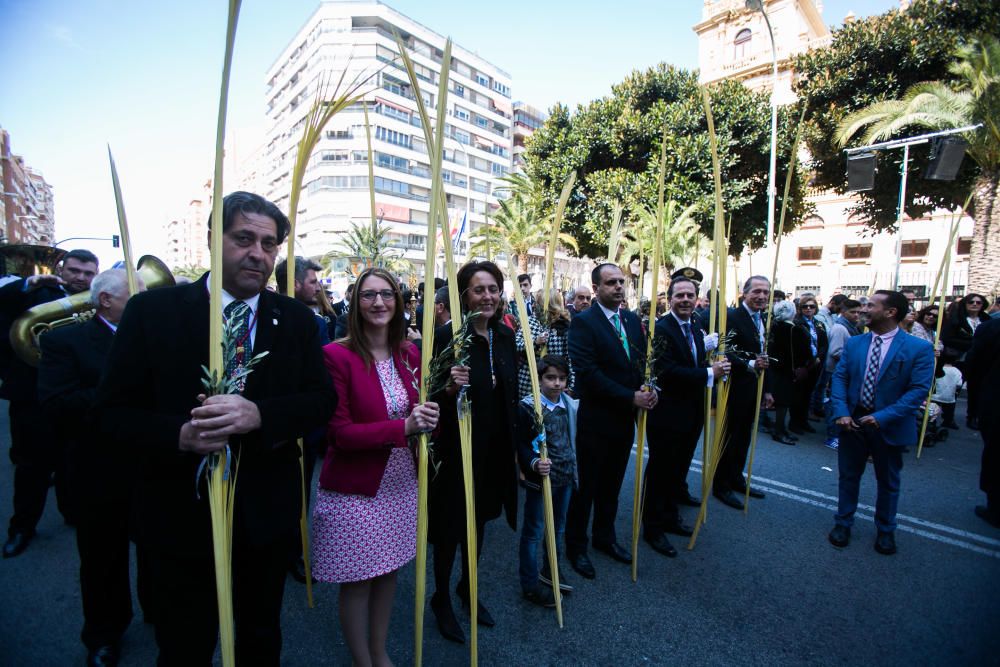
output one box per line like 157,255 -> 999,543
468,181 -> 579,274
524,64 -> 810,259
793,0 -> 1000,234
171,264 -> 208,281
324,219 -> 410,277
836,36 -> 1000,293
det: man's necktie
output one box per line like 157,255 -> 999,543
224,300 -> 251,382
860,335 -> 883,409
682,321 -> 697,363
752,311 -> 764,351
612,312 -> 630,359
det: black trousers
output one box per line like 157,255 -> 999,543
644,426 -> 701,538
790,365 -> 821,427
432,521 -> 486,599
7,399 -> 71,536
566,430 -> 632,554
714,392 -> 756,494
148,535 -> 288,667
76,497 -> 145,649
982,422 -> 998,503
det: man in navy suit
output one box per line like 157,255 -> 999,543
714,276 -> 774,510
567,263 -> 657,579
829,290 -> 934,555
645,277 -> 729,556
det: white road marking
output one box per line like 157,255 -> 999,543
628,444 -> 1000,557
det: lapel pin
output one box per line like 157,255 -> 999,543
273,318 -> 278,325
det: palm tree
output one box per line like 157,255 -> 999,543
467,188 -> 578,274
624,202 -> 702,276
324,219 -> 410,277
836,36 -> 1000,294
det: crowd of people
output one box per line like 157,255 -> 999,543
1,190 -> 998,666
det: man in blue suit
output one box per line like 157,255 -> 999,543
829,290 -> 934,555
567,262 -> 656,579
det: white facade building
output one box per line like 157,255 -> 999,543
694,0 -> 974,303
164,180 -> 211,271
262,1 -> 513,278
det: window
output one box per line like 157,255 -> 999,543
375,127 -> 411,149
320,150 -> 349,162
840,285 -> 869,297
843,243 -> 873,260
452,128 -> 471,145
476,73 -> 490,87
326,129 -> 352,140
900,239 -> 930,258
796,286 -> 820,298
734,28 -> 752,59
376,152 -> 409,172
373,176 -> 408,196
798,246 -> 822,261
454,83 -> 466,98
899,285 -> 927,299
454,106 -> 471,122
956,237 -> 972,255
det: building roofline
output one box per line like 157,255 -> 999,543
266,0 -> 511,81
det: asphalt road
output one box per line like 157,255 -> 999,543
1,398 -> 998,666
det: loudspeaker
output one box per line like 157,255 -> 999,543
846,153 -> 877,191
925,136 -> 967,181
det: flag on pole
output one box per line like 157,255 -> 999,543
453,210 -> 468,253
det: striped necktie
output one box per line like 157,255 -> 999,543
612,312 -> 630,359
860,335 -> 883,409
224,300 -> 251,382
682,321 -> 697,363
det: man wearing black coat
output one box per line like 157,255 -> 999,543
38,269 -> 144,667
644,277 -> 729,556
94,192 -> 336,665
965,317 -> 1000,527
714,276 -> 774,510
1,248 -> 99,558
566,262 -> 657,579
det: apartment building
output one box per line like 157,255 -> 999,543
1,127 -> 55,246
262,1 -> 513,277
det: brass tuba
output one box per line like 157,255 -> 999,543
10,255 -> 175,367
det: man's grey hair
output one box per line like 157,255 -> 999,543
89,269 -> 130,307
742,275 -> 771,294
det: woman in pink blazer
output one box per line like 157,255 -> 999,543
312,267 -> 439,667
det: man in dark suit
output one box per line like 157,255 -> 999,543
828,290 -> 933,555
95,192 -> 336,665
1,248 -> 99,558
645,277 -> 729,556
38,269 -> 144,667
953,315 -> 999,527
567,262 -> 657,579
331,283 -> 353,318
714,275 -> 774,510
510,273 -> 535,319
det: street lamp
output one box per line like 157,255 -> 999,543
746,0 -> 778,249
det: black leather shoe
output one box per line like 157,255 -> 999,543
2,531 -> 31,559
645,534 -> 678,558
874,531 -> 896,555
430,593 -> 464,644
772,433 -> 797,445
735,485 -> 765,499
678,493 -> 701,507
87,644 -> 120,667
457,587 -> 495,627
593,541 -> 632,564
828,524 -> 850,548
713,490 -> 744,510
568,552 -> 596,579
522,586 -> 556,608
975,505 -> 1000,528
664,522 -> 694,537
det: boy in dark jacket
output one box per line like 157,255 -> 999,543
515,355 -> 579,607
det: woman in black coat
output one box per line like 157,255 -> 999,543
941,293 -> 991,428
768,300 -> 811,445
428,261 -> 518,644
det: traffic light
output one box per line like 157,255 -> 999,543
112,234 -> 120,248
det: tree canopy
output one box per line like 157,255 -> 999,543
793,0 -> 1000,230
523,64 -> 810,259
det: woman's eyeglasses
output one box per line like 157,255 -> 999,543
358,289 -> 396,303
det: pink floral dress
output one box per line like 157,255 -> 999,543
311,358 -> 417,582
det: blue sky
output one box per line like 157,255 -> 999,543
0,0 -> 898,267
